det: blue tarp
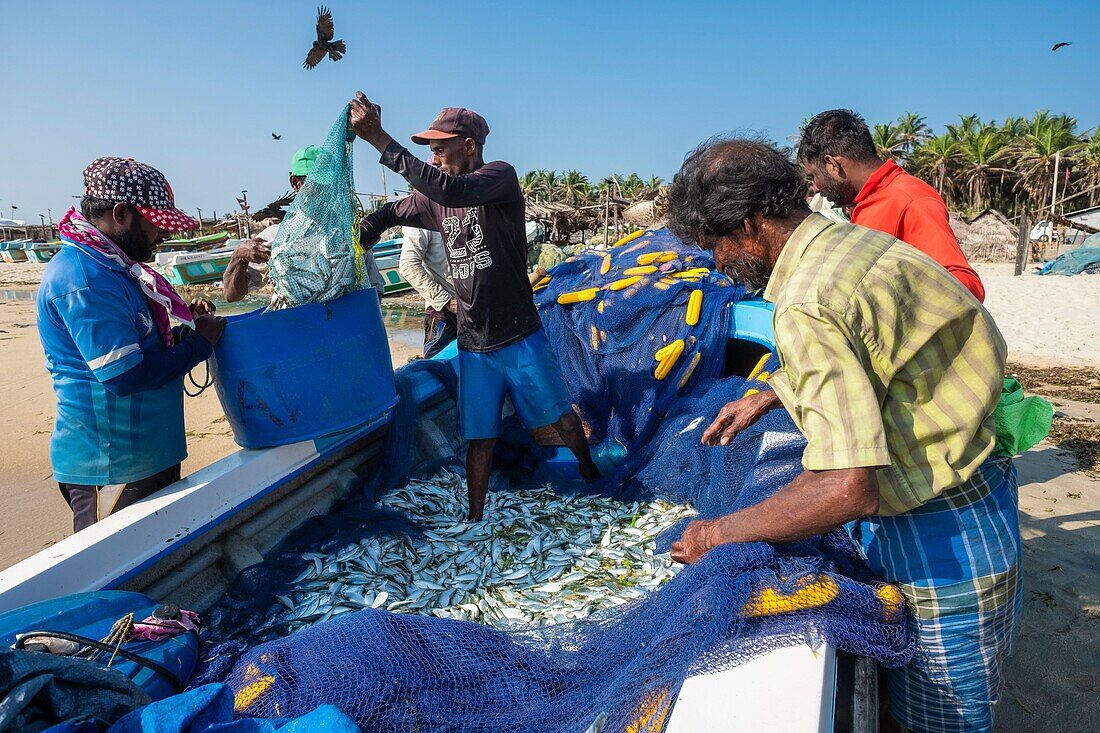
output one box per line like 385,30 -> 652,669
46,684 -> 359,733
1039,235 -> 1100,275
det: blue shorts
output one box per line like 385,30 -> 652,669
457,329 -> 573,440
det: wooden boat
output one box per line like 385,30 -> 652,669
372,237 -> 413,295
156,245 -> 236,286
25,240 -> 61,263
0,298 -> 871,731
0,239 -> 30,263
157,232 -> 230,253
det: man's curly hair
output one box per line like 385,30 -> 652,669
668,136 -> 808,245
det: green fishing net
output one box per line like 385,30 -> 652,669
267,106 -> 368,310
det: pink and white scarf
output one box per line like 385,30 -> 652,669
58,207 -> 194,347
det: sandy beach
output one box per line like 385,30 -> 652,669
0,271 -> 424,569
0,259 -> 1097,730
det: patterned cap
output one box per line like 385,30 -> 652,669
83,157 -> 198,231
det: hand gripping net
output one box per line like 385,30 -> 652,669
267,107 -> 368,310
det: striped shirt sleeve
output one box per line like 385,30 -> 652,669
53,286 -> 144,381
771,302 -> 891,471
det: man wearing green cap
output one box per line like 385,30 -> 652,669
224,145 -> 384,301
289,145 -> 319,191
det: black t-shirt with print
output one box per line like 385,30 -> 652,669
361,141 -> 539,352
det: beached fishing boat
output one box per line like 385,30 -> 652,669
0,295 -> 873,731
372,237 -> 413,294
158,232 -> 230,252
156,246 -> 237,286
25,240 -> 61,263
0,239 -> 30,263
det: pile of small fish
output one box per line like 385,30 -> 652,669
253,469 -> 695,636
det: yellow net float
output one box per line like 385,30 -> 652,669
636,251 -> 679,266
672,267 -> 711,279
747,352 -> 772,381
612,229 -> 646,248
556,287 -> 599,305
876,583 -> 906,621
685,290 -> 702,326
654,340 -> 681,362
608,275 -> 642,292
599,253 -> 612,275
622,265 -> 659,277
652,277 -> 677,291
533,275 -> 552,291
742,575 -> 840,618
653,339 -> 685,380
590,325 -> 600,350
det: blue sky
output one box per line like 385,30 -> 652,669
2,0 -> 1097,222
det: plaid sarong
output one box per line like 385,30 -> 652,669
852,455 -> 1021,733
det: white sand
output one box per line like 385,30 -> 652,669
0,261 -> 46,286
976,263 -> 1100,367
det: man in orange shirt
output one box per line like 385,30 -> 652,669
798,109 -> 985,302
701,109 -> 988,447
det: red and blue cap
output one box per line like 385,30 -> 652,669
83,157 -> 198,232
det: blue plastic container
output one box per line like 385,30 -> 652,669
0,591 -> 198,700
211,288 -> 398,448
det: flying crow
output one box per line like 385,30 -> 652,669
304,7 -> 346,69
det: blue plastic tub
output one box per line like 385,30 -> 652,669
211,288 -> 398,448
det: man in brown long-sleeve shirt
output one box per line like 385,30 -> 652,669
349,92 -> 599,521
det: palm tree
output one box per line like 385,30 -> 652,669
598,175 -> 624,199
894,112 -> 930,163
946,114 -> 982,142
912,133 -> 962,204
645,176 -> 664,190
519,171 -> 540,199
534,170 -> 562,201
558,170 -> 592,206
1076,127 -> 1100,207
956,122 -> 1013,212
1012,111 -> 1082,210
621,173 -> 646,199
872,123 -> 904,161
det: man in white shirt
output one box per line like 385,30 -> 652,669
399,225 -> 457,357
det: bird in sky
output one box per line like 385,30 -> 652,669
1051,41 -> 1072,51
304,7 -> 346,69
271,133 -> 282,140
252,191 -> 296,221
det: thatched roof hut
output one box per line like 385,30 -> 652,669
526,200 -> 616,244
949,212 -> 971,246
960,209 -> 1018,262
623,188 -> 669,228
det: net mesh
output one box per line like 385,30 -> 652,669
267,107 -> 368,310
196,230 -> 914,730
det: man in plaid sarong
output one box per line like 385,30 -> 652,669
668,137 -> 1019,733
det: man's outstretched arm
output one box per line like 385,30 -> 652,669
349,92 -> 517,208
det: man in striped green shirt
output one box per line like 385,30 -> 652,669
667,137 -> 1021,733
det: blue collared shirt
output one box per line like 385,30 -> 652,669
36,242 -> 187,485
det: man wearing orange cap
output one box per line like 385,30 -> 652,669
349,92 -> 600,521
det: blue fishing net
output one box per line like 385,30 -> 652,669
267,107 -> 368,309
534,229 -> 747,449
196,232 -> 914,731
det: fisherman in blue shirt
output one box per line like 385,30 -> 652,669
37,157 -> 226,532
